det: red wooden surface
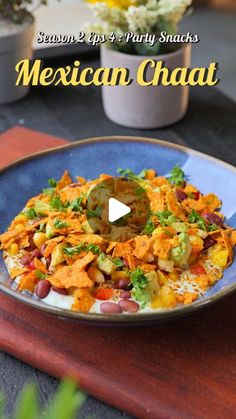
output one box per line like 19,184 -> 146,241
0,127 -> 236,419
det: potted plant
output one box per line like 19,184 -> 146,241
85,0 -> 192,129
0,0 -> 47,105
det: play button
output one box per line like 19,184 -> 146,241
108,198 -> 131,223
86,176 -> 150,242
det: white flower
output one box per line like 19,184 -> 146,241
125,5 -> 159,32
157,0 -> 191,23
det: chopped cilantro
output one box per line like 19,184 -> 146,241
68,197 -> 83,212
35,270 -> 47,280
87,207 -> 102,218
42,187 -> 55,196
117,168 -> 147,180
24,208 -> 37,220
168,165 -> 186,186
48,178 -> 58,188
130,267 -> 150,307
63,244 -> 85,257
49,195 -> 67,211
42,178 -> 58,196
188,209 -> 206,231
135,186 -> 145,197
113,257 -> 124,268
143,219 -> 155,235
86,243 -> 101,255
207,223 -> 218,232
63,243 -> 101,257
154,210 -> 178,227
54,219 -> 69,229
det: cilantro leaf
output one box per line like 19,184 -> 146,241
117,168 -> 147,180
86,243 -> 101,255
42,178 -> 58,196
63,243 -> 101,257
49,195 -> 67,211
54,219 -> 69,229
130,267 -> 150,307
143,219 -> 155,235
154,210 -> 178,227
63,244 -> 85,257
68,197 -> 83,212
168,165 -> 186,186
188,209 -> 206,231
207,223 -> 218,232
113,257 -> 124,268
35,270 -> 47,280
24,208 -> 37,220
87,207 -> 102,218
48,178 -> 58,188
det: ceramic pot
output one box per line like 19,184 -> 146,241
101,44 -> 191,129
0,16 -> 35,105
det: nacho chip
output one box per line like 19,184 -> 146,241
18,271 -> 38,292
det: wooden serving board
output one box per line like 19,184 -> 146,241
0,127 -> 236,419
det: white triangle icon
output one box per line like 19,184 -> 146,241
108,198 -> 131,223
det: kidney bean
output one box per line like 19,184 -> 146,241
120,291 -> 131,299
31,248 -> 41,259
176,188 -> 188,202
123,259 -> 129,268
52,286 -> 68,295
114,278 -> 131,290
41,244 -> 46,255
192,191 -> 200,200
45,257 -> 51,268
203,236 -> 216,250
35,280 -> 51,299
28,260 -> 35,270
26,234 -> 36,251
203,212 -> 224,228
100,302 -> 122,314
119,300 -> 140,313
20,254 -> 33,266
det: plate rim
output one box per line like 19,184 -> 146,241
0,135 -> 236,323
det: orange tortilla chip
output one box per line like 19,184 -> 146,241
72,288 -> 95,312
56,170 -> 72,191
221,230 -> 233,264
133,235 -> 151,260
9,267 -> 28,279
44,236 -> 64,258
34,258 -> 48,274
182,198 -> 205,212
50,266 -> 93,289
153,237 -> 172,260
201,193 -> 221,212
166,190 -> 187,220
230,231 -> 236,247
73,252 -> 95,270
18,271 -> 38,292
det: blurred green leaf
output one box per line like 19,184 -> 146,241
44,378 -> 85,419
0,392 -> 5,419
15,384 -> 38,419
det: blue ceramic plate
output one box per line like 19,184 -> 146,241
0,136 -> 235,325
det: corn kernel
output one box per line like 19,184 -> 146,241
169,271 -> 179,282
14,214 -> 27,224
211,249 -> 228,268
8,243 -> 19,255
151,295 -> 164,309
33,232 -> 47,249
15,223 -> 25,230
162,293 -> 177,308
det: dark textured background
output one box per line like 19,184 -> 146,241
0,50 -> 236,418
